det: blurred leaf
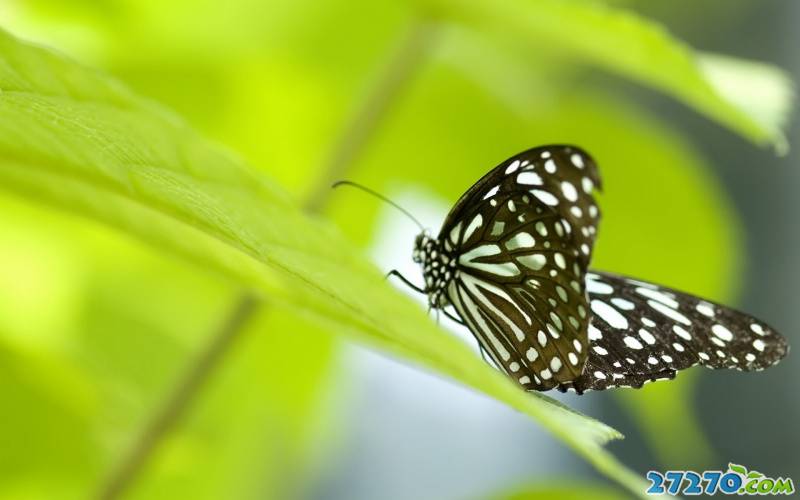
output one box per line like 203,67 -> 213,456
419,0 -> 793,151
0,27 -> 653,497
8,0 -> 410,197
124,308 -> 339,500
698,52 -> 794,153
0,194 -> 339,499
483,482 -> 627,500
616,374 -> 715,470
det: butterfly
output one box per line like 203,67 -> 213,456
402,145 -> 788,394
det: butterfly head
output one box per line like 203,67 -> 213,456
413,231 -> 455,308
411,231 -> 432,264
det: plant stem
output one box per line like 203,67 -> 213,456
96,293 -> 260,500
95,17 -> 438,500
304,18 -> 438,213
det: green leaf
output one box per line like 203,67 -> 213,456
419,0 -> 793,151
0,194 -> 339,499
698,52 -> 794,154
0,27 -> 650,497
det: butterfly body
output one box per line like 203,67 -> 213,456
407,145 -> 788,394
413,232 -> 455,309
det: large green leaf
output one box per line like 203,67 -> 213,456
420,0 -> 793,152
0,28 -> 652,497
0,194 -> 338,500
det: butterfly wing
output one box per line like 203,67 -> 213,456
556,271 -> 789,393
442,145 -> 602,266
441,145 -> 602,390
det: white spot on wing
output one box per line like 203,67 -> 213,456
518,254 -> 546,271
586,278 -> 613,295
624,336 -> 643,349
561,181 -> 578,202
463,214 -> 483,242
483,185 -> 499,200
611,298 -> 635,310
639,328 -> 656,345
711,324 -> 733,342
648,300 -> 691,325
696,302 -> 715,317
449,221 -> 462,245
673,325 -> 692,341
505,232 -> 535,250
537,331 -> 547,347
636,287 -> 679,309
532,190 -> 559,206
505,160 -> 521,174
591,300 -> 629,329
491,221 -> 505,236
517,172 -> 543,185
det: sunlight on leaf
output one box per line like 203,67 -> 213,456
0,27 -> 654,498
699,52 -> 794,154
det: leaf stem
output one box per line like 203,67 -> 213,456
94,16 -> 438,500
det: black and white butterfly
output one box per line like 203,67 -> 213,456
401,145 -> 788,394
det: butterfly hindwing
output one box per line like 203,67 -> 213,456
441,146 -> 602,390
556,271 -> 789,393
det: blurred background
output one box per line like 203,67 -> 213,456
0,0 -> 797,499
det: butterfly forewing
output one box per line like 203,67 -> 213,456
441,146 -> 602,390
555,272 -> 789,393
442,145 -> 602,265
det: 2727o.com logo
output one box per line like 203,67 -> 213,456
646,463 -> 794,496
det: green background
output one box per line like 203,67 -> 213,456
0,0 -> 796,499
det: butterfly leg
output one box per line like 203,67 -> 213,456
386,269 -> 426,294
441,308 -> 465,326
476,344 -> 494,365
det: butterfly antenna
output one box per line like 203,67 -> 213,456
332,180 -> 425,231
